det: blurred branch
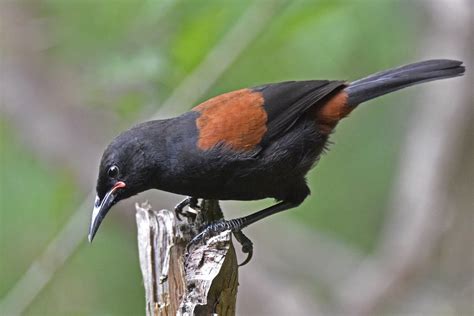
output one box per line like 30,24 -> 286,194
0,1 -> 287,314
136,201 -> 237,316
335,0 -> 472,314
152,0 -> 289,119
0,194 -> 95,316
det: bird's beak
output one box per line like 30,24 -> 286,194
88,181 -> 126,243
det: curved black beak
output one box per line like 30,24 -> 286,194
88,181 -> 126,243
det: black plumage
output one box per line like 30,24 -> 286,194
89,59 -> 465,247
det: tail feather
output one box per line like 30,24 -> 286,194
346,59 -> 465,106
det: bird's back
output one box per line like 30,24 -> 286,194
156,81 -> 348,201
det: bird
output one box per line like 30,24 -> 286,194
89,59 -> 465,260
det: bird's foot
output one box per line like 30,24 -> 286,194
174,197 -> 200,221
187,218 -> 253,266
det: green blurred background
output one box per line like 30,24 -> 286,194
1,0 -> 472,315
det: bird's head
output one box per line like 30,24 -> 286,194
89,126 -> 156,242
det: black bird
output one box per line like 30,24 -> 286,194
89,59 -> 465,254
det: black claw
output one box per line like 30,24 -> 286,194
174,197 -> 199,221
233,230 -> 254,266
238,251 -> 253,267
186,230 -> 205,254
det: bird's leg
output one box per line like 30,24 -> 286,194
174,196 -> 200,220
232,230 -> 253,266
187,201 -> 296,262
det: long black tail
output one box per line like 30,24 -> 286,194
346,59 -> 465,106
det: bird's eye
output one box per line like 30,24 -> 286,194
107,165 -> 119,179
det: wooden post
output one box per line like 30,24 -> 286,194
135,200 -> 238,316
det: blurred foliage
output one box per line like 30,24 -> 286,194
1,0 -> 425,314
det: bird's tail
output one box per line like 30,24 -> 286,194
345,59 -> 465,106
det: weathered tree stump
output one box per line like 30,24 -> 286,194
135,200 -> 238,316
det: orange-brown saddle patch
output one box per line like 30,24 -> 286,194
193,89 -> 267,151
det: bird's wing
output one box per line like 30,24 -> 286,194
254,80 -> 346,145
191,80 -> 347,152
